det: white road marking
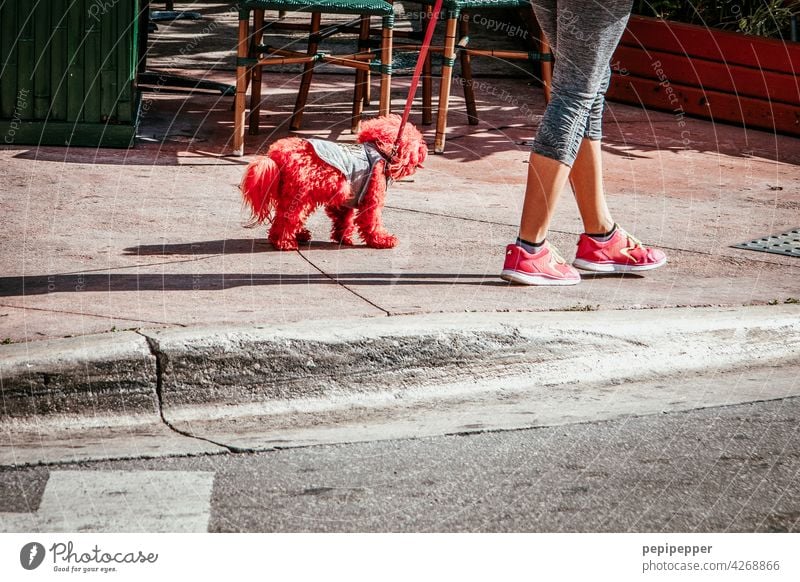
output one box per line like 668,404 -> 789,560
0,470 -> 214,533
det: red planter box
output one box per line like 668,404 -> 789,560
607,15 -> 800,136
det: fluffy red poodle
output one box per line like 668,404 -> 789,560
240,115 -> 427,250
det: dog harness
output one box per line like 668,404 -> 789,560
306,139 -> 387,208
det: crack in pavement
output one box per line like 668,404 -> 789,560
51,254 -> 224,276
135,331 -> 255,455
294,250 -> 391,316
0,302 -> 184,328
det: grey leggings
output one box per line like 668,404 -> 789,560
530,0 -> 633,166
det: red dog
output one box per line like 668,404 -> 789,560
240,115 -> 427,250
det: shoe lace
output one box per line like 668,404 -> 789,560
618,226 -> 643,249
546,242 -> 567,264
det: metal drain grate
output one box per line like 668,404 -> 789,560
732,228 -> 800,258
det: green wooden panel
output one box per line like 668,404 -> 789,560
16,3 -> 34,119
1,2 -> 19,118
66,0 -> 85,121
112,0 -> 124,122
50,0 -> 68,121
116,0 -> 137,123
0,0 -> 139,147
33,1 -> 51,119
0,120 -> 135,148
84,13 -> 102,122
100,1 -> 116,121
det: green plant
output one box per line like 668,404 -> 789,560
633,0 -> 800,39
729,0 -> 798,37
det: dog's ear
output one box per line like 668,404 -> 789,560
416,142 -> 428,168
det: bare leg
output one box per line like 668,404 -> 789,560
518,152 -> 571,243
569,138 -> 614,234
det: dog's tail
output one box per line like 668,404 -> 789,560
240,156 -> 280,227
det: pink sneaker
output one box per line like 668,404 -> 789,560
501,242 -> 581,286
573,225 -> 667,272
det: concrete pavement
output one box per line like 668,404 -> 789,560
2,305 -> 799,465
1,4 -> 799,471
3,394 -> 799,532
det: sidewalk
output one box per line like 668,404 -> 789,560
1,5 -> 799,466
1,70 -> 797,342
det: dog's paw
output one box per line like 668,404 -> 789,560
365,233 -> 398,249
295,228 -> 312,243
271,239 -> 299,251
333,236 -> 355,246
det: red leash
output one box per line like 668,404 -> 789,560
391,0 -> 444,158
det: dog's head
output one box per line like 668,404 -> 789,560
357,114 -> 427,181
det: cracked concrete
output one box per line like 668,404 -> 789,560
3,305 -> 799,466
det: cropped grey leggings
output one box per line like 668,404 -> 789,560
530,0 -> 633,167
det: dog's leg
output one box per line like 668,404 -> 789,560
268,219 -> 299,250
355,203 -> 397,249
268,199 -> 303,251
326,205 -> 356,246
354,166 -> 397,249
295,228 -> 312,243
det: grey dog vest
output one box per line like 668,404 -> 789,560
306,139 -> 386,208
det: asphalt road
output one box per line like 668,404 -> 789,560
2,396 -> 798,533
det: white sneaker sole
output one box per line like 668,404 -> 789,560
501,269 -> 581,286
572,257 -> 668,273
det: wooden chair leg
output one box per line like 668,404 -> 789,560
459,15 -> 478,125
233,10 -> 250,156
434,14 -> 458,154
291,12 -> 322,131
421,5 -> 433,125
540,31 -> 552,103
248,9 -> 265,136
352,16 -> 370,132
378,14 -> 392,117
362,16 -> 372,107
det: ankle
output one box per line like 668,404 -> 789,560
516,236 -> 545,254
585,223 -> 617,242
583,220 -> 615,236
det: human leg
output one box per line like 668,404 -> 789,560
521,1 -> 633,240
568,63 -> 667,271
569,138 -> 614,235
507,1 -> 632,284
529,1 -> 632,167
568,62 -> 613,233
515,0 -> 568,246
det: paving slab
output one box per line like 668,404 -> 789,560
300,208 -> 798,315
1,415 -> 225,467
0,252 -> 382,342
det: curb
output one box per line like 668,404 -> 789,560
1,331 -> 157,418
2,305 -> 799,422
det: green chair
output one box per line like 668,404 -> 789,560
233,0 -> 396,156
411,0 -> 553,153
